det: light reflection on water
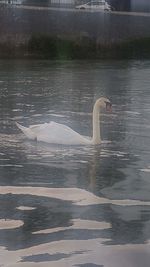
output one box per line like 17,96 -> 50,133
0,60 -> 150,266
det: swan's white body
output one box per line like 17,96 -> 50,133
16,97 -> 111,145
16,121 -> 91,145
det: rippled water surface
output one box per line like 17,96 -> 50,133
0,59 -> 150,267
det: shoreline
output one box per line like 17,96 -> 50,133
1,35 -> 150,59
1,5 -> 150,59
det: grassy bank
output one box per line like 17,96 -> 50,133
1,34 -> 150,59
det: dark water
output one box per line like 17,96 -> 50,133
0,60 -> 150,266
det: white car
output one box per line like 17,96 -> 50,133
76,0 -> 111,11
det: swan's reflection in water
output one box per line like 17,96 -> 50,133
0,135 -> 150,266
0,127 -> 150,266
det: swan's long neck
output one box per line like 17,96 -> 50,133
92,101 -> 101,144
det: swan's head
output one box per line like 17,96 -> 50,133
95,97 -> 112,111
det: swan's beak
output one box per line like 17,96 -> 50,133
106,102 -> 112,112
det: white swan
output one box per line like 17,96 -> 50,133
16,97 -> 112,145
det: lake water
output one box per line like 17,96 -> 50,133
0,59 -> 150,267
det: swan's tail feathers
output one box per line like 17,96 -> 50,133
15,122 -> 37,140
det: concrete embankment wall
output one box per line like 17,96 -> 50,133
1,4 -> 150,58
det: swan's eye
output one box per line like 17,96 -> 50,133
105,101 -> 112,112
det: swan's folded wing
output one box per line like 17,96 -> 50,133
35,121 -> 90,145
29,123 -> 48,132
